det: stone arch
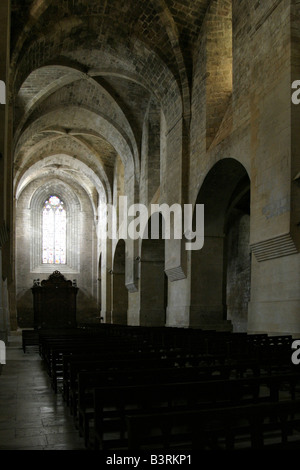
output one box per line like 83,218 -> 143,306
14,66 -> 140,178
27,180 -> 82,273
12,30 -> 183,132
15,151 -> 110,209
111,239 -> 128,325
190,158 -> 250,332
150,0 -> 191,118
204,0 -> 233,150
140,214 -> 168,326
14,105 -> 135,173
10,0 -> 52,74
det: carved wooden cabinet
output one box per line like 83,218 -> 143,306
32,271 -> 78,329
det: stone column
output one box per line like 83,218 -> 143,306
140,239 -> 166,327
111,272 -> 128,325
190,236 -> 232,331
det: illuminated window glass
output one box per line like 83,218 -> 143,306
42,196 -> 66,264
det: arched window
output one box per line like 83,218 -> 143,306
30,186 -> 80,273
42,195 -> 66,264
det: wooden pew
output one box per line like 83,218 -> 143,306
72,355 -> 296,432
41,335 -> 147,392
76,363 -> 235,446
125,399 -> 300,450
91,372 -> 300,450
62,351 -> 176,405
47,338 -> 232,394
36,326 -> 299,451
57,333 -> 279,400
37,326 -> 296,402
64,350 -> 235,412
22,329 -> 39,353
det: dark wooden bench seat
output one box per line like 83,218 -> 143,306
52,346 -> 198,394
69,357 -> 185,416
63,350 -> 244,409
48,337 -> 296,394
125,399 -> 300,450
48,342 -> 232,394
43,340 -> 153,392
39,330 -> 293,367
22,329 -> 40,353
90,371 -> 300,450
71,355 -> 270,427
49,334 -> 287,396
68,354 -> 297,422
64,354 -> 187,409
35,326 -> 300,452
75,363 -> 235,441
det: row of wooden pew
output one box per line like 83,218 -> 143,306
24,324 -> 300,450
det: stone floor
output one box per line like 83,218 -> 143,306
0,333 -> 87,451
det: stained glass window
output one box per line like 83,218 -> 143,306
42,196 -> 66,264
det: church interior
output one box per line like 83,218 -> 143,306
0,0 -> 300,452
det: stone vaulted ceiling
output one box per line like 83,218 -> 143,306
11,0 -> 211,210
